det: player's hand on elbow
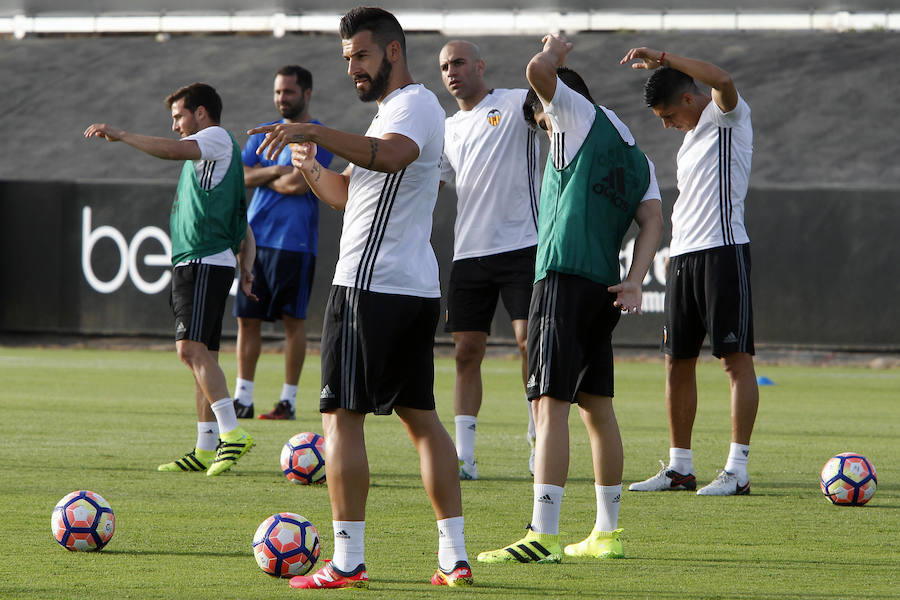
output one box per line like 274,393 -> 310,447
291,142 -> 318,171
620,47 -> 662,70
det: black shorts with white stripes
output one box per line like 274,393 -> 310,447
170,263 -> 234,351
526,271 -> 621,402
320,286 -> 440,415
662,243 -> 754,359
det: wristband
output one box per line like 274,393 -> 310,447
659,52 -> 667,67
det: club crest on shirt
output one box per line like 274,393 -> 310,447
487,109 -> 501,127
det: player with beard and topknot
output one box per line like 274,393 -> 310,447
248,6 -> 472,590
232,66 -> 334,422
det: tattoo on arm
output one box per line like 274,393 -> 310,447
365,138 -> 379,170
290,133 -> 308,143
311,162 -> 322,183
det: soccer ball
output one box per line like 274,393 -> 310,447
281,432 -> 326,485
252,512 -> 320,577
51,490 -> 115,551
820,453 -> 878,506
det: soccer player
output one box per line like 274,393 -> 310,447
233,65 -> 334,421
478,34 -> 663,564
84,83 -> 256,476
621,47 -> 758,496
247,7 -> 472,589
437,40 -> 542,480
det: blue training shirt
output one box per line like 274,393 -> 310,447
242,119 -> 334,254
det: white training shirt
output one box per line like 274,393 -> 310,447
440,88 -> 541,260
335,84 -> 445,297
670,95 -> 753,257
176,125 -> 237,268
542,79 -> 660,203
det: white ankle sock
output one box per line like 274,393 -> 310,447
530,483 -> 564,535
437,516 -> 468,571
593,483 -> 622,532
210,397 -> 238,435
724,442 -> 750,482
331,520 -> 365,573
196,421 -> 219,452
234,378 -> 254,406
454,415 -> 477,463
669,447 -> 694,474
281,384 -> 298,409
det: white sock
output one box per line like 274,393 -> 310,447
196,421 -> 219,452
234,378 -> 254,406
454,415 -> 477,463
437,516 -> 468,571
593,483 -> 622,532
724,442 -> 750,482
331,521 -> 365,573
669,447 -> 694,474
527,398 -> 536,441
210,397 -> 238,435
530,483 -> 564,535
281,383 -> 298,409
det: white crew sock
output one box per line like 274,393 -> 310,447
196,421 -> 219,452
281,383 -> 298,409
437,516 -> 468,571
454,415 -> 477,463
530,483 -> 564,535
331,520 -> 365,573
234,378 -> 254,406
210,397 -> 238,435
593,483 -> 622,532
669,447 -> 694,474
724,442 -> 750,483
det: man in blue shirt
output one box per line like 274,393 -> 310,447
233,65 -> 334,420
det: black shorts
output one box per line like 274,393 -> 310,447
170,263 -> 235,352
320,286 -> 440,415
444,245 -> 536,333
526,271 -> 621,402
662,243 -> 754,359
233,247 -> 316,321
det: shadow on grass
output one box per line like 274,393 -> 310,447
102,549 -> 247,558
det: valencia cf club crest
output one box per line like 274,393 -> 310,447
487,109 -> 501,127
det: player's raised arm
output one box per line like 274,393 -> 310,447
84,123 -> 201,160
620,47 -> 738,113
248,122 -> 418,174
526,34 -> 573,106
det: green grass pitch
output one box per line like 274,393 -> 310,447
0,346 -> 897,599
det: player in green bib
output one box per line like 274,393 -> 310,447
478,34 -> 663,565
85,82 -> 257,477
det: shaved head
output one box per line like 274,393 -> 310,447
441,40 -> 481,61
439,39 -> 488,109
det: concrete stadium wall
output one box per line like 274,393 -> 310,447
2,179 -> 897,350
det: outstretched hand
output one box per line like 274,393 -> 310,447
84,123 -> 124,142
247,123 -> 311,161
620,47 -> 665,70
608,280 -> 643,315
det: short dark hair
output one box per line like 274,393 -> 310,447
523,67 -> 595,129
643,67 -> 699,108
276,65 -> 313,91
165,82 -> 222,123
339,6 -> 406,58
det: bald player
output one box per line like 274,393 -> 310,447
438,40 -> 543,480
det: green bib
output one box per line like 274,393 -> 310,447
535,106 -> 650,286
169,130 -> 247,265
